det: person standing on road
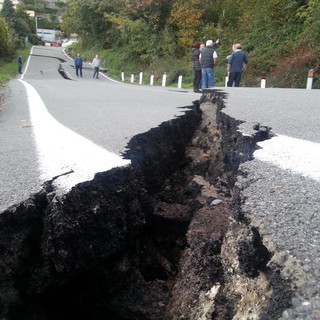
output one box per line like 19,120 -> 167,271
74,53 -> 83,77
92,55 -> 100,79
227,43 -> 248,87
191,41 -> 202,93
199,39 -> 218,89
17,55 -> 23,74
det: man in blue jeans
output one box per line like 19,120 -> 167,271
74,53 -> 83,77
227,43 -> 248,87
200,40 -> 218,89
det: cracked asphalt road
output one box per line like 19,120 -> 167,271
0,46 -> 200,211
222,87 -> 320,319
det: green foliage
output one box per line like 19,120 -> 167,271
61,0 -> 112,48
1,0 -> 16,28
0,17 -> 13,58
0,46 -> 30,87
28,33 -> 43,45
15,8 -> 34,37
168,0 -> 203,47
1,0 -> 38,59
37,16 -> 57,29
2,0 -> 320,88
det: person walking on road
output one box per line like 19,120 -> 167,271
191,41 -> 202,93
17,55 -> 23,74
199,40 -> 218,89
227,43 -> 248,87
74,53 -> 83,77
92,55 -> 100,79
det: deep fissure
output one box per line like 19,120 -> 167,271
0,91 -> 293,319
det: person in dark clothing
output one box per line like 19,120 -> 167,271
200,40 -> 218,89
192,41 -> 202,93
17,55 -> 23,74
74,53 -> 83,77
227,43 -> 248,87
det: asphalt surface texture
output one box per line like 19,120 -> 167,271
223,87 -> 320,320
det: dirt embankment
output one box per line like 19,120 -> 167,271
0,91 -> 293,319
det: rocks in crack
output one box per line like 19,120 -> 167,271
218,222 -> 274,319
253,123 -> 274,142
237,226 -> 272,277
210,198 -> 223,206
164,175 -> 232,320
221,221 -> 272,279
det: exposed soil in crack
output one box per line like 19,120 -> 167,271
0,91 -> 294,319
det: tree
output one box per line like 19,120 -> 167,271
300,0 -> 320,41
168,0 -> 203,47
0,16 -> 13,58
1,0 -> 16,29
61,0 -> 112,47
15,7 -> 33,37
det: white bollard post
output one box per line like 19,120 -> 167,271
162,73 -> 167,87
306,69 -> 314,90
150,74 -> 154,86
139,72 -> 143,85
261,71 -> 266,88
178,75 -> 182,89
121,71 -> 125,82
130,74 -> 134,83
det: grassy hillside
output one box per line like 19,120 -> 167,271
62,0 -> 320,89
67,37 -> 319,89
0,46 -> 31,88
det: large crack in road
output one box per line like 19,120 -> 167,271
0,91 -> 295,319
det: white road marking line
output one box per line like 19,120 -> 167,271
18,79 -> 130,191
255,135 -> 320,182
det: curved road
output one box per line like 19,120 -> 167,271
0,46 -> 200,211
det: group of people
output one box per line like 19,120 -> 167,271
73,54 -> 101,79
192,39 -> 248,92
18,44 -> 246,87
16,53 -> 101,79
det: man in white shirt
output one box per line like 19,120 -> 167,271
199,40 -> 218,88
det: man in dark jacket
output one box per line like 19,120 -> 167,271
74,53 -> 83,77
227,43 -> 248,87
200,39 -> 218,89
192,41 -> 202,93
17,55 -> 23,74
